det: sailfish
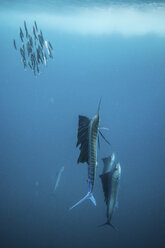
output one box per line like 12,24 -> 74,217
70,100 -> 109,210
99,154 -> 121,229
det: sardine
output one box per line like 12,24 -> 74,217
13,39 -> 17,50
54,166 -> 65,192
19,27 -> 24,42
24,21 -> 29,38
48,41 -> 53,50
34,20 -> 38,32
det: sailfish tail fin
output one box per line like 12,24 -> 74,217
69,192 -> 96,210
98,221 -> 118,231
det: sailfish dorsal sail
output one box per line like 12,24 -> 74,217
76,115 -> 91,164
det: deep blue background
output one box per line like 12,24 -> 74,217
0,1 -> 165,248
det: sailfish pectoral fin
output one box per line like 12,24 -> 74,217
99,130 -> 111,145
99,127 -> 109,131
69,192 -> 96,210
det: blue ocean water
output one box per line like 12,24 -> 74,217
0,1 -> 165,247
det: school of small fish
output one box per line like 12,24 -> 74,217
13,20 -> 53,76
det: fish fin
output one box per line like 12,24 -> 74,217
99,130 -> 110,145
69,192 -> 96,210
102,153 -> 115,174
89,194 -> 96,205
98,221 -> 118,231
76,115 -> 90,164
99,127 -> 109,131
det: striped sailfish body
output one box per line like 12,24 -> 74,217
69,105 -> 100,210
88,115 -> 99,192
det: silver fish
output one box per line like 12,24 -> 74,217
34,20 -> 38,32
100,159 -> 121,229
13,39 -> 17,50
24,20 -> 29,38
54,166 -> 65,192
48,41 -> 53,50
33,26 -> 37,40
19,27 -> 24,42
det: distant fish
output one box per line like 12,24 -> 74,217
36,48 -> 41,63
43,55 -> 47,66
20,47 -> 25,59
19,27 -> 24,42
48,41 -> 53,50
40,30 -> 44,43
38,34 -> 43,48
28,34 -> 33,47
38,30 -> 44,48
54,166 -> 65,192
33,26 -> 37,40
49,49 -> 53,59
26,41 -> 32,56
34,20 -> 38,32
45,40 -> 50,55
45,40 -> 53,59
28,61 -> 32,69
30,52 -> 36,75
22,57 -> 27,69
36,64 -> 39,74
44,52 -> 47,60
24,20 -> 29,38
99,157 -> 121,230
13,39 -> 17,50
